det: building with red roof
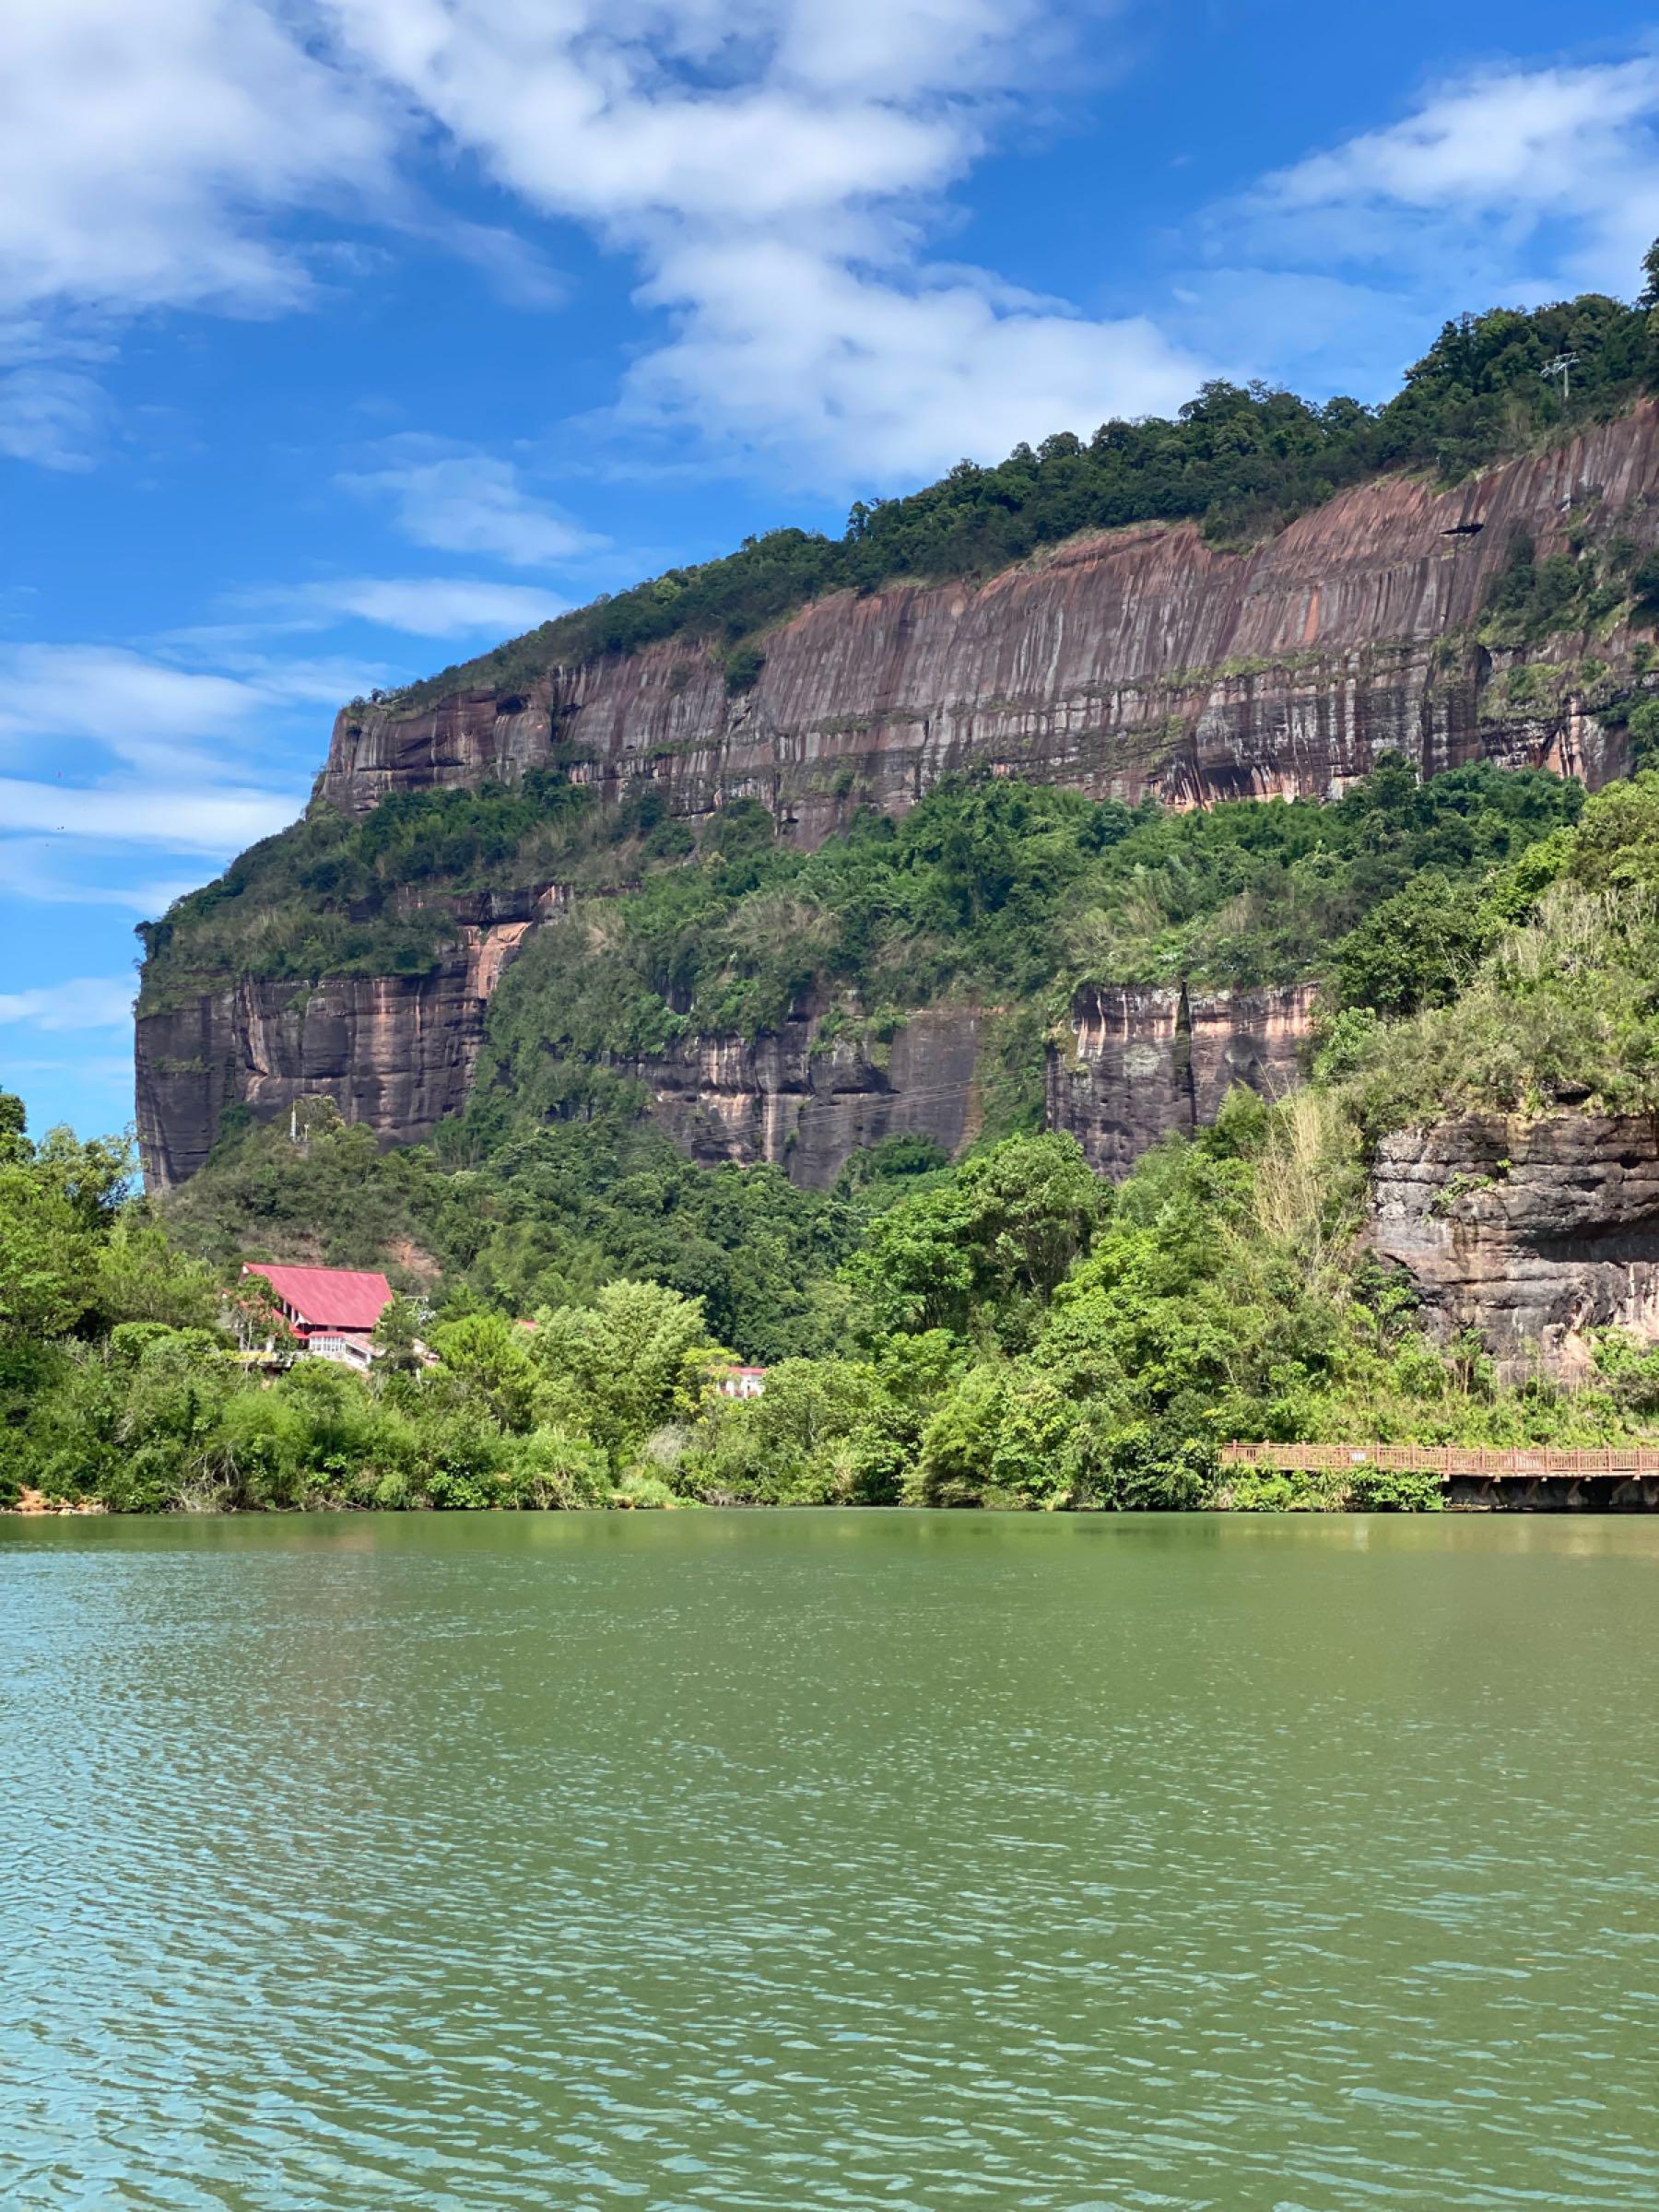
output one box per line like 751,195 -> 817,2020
241,1264 -> 394,1366
715,1363 -> 768,1399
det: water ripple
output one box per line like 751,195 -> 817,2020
2,1512 -> 1657,2209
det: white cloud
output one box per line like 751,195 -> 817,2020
0,644 -> 267,782
1188,55 -> 1659,400
288,575 -> 567,636
1,1053 -> 135,1088
1235,59 -> 1659,311
0,642 -> 314,871
1257,60 -> 1659,240
0,641 -> 394,779
6,9 -> 1656,486
0,0 -> 394,320
342,443 -> 598,565
0,976 -> 135,1030
0,841 -> 198,912
0,644 -> 254,732
182,647 -> 396,706
0,366 -> 107,469
317,0 -> 1199,476
0,0 -> 1200,482
0,777 -> 299,851
628,236 -> 1197,478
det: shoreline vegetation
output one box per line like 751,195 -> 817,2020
19,759 -> 1659,1515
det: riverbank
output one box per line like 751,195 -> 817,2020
10,1483 -> 1659,1513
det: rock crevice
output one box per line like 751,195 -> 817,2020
1048,982 -> 1318,1177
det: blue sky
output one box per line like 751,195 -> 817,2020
4,1 -> 1658,1141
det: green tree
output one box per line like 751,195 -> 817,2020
428,1311 -> 540,1430
372,1292 -> 426,1374
846,1133 -> 1104,1346
530,1280 -> 728,1465
1333,874 -> 1497,1017
0,1164 -> 98,1340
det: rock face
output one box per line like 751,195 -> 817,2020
319,407 -> 1659,838
138,954 -> 991,1194
619,1006 -> 988,1188
136,895 -> 556,1190
1048,982 -> 1318,1176
1370,1113 -> 1659,1379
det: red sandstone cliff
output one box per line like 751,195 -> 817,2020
139,410 -> 1659,1192
1371,1113 -> 1659,1381
318,406 -> 1659,836
1046,983 -> 1318,1176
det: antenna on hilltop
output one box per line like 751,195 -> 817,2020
1541,352 -> 1579,401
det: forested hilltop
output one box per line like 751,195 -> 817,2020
22,762 -> 1659,1512
386,275 -> 1659,712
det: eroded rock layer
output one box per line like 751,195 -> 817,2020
1047,982 -> 1318,1177
140,409 -> 1659,1189
618,1006 -> 988,1188
319,407 -> 1659,837
1370,1113 -> 1659,1379
136,893 -> 554,1188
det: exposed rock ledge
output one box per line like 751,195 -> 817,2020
135,890 -> 562,1191
1370,1113 -> 1659,1380
317,406 -> 1659,839
617,1007 -> 988,1187
141,943 -> 1316,1194
1047,982 -> 1318,1176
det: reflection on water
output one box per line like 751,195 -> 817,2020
3,1512 -> 1657,2210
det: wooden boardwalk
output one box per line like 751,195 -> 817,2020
1222,1440 -> 1659,1502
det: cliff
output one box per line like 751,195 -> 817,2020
1370,1113 -> 1659,1380
136,892 -> 556,1187
618,1006 -> 988,1185
319,407 -> 1659,837
139,407 -> 1659,1192
1047,982 -> 1317,1176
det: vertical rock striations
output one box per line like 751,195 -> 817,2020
138,407 -> 1659,1188
616,1006 -> 987,1188
1047,982 -> 1318,1177
317,408 -> 1659,836
136,899 -> 551,1190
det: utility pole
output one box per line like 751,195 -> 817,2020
1541,352 -> 1579,402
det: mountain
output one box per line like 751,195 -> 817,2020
134,281 -> 1659,1209
136,398 -> 1659,1194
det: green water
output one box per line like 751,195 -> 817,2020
3,1512 -> 1657,2211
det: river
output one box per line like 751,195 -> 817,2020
3,1511 -> 1656,2210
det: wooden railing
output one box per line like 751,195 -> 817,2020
1222,1441 -> 1659,1480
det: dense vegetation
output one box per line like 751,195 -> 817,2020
53,253 -> 1659,1515
141,756 -> 1582,1072
141,248 -> 1659,1021
469,759 -> 1581,1141
383,277 -> 1659,712
21,768 -> 1659,1513
1334,757 -> 1659,1129
9,1070 -> 1659,1517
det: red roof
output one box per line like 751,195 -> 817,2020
241,1264 -> 394,1332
